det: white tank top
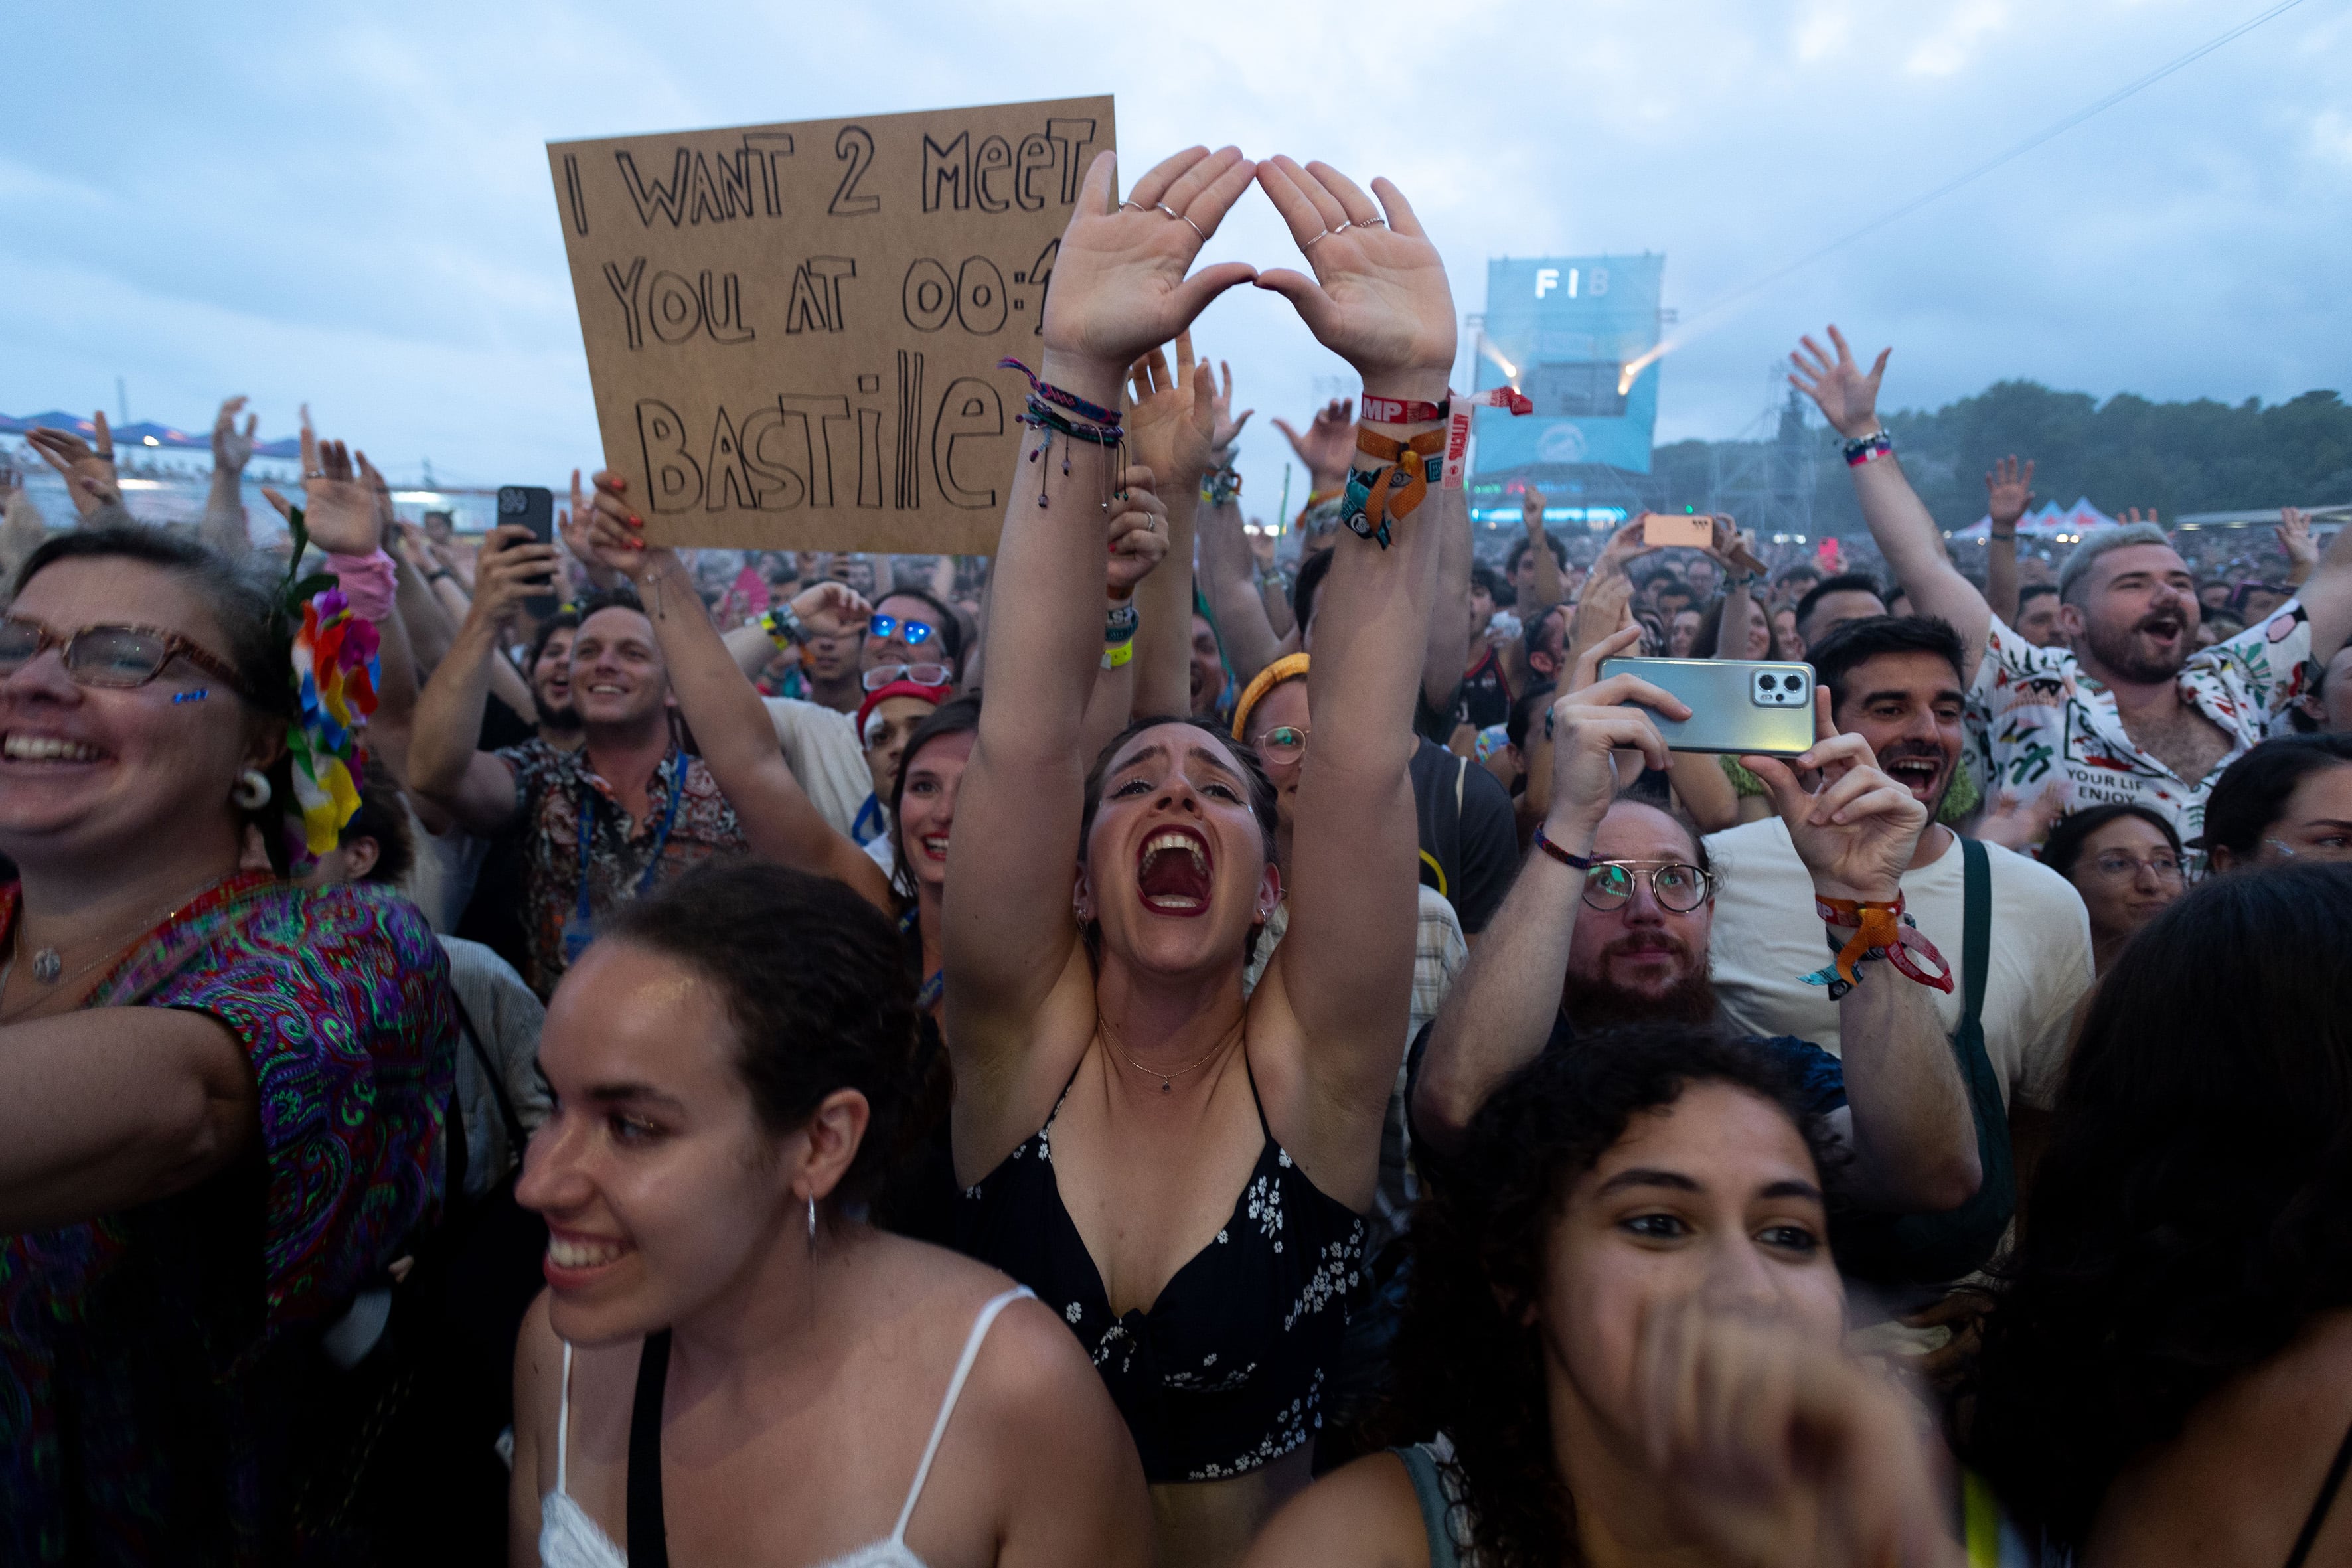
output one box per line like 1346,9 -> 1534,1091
539,1286 -> 1034,1567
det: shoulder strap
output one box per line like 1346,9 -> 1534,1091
1960,835 -> 1992,1028
2285,1413 -> 2352,1568
556,1340 -> 574,1492
1393,1445 -> 1464,1568
451,988 -> 528,1153
1454,754 -> 1468,815
627,1330 -> 672,1568
891,1288 -> 1036,1542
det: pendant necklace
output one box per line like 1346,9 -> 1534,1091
1101,1015 -> 1230,1095
6,878 -> 224,1020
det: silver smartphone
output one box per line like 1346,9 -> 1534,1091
1597,656 -> 1816,756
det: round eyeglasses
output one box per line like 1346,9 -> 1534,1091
0,615 -> 250,697
862,663 -> 951,692
1582,860 -> 1717,913
1256,725 -> 1308,766
2086,852 -> 2184,883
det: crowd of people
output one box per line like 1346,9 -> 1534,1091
3,143 -> 2349,1568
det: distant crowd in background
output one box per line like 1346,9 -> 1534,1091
4,145 -> 2350,1568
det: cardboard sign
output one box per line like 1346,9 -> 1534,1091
548,95 -> 1114,552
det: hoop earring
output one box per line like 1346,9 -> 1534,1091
232,769 -> 272,810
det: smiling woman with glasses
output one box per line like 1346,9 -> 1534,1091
2040,804 -> 2188,974
0,522 -> 455,1561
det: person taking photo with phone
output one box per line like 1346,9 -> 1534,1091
410,517 -> 890,1000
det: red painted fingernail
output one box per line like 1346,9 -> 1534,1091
628,515 -> 643,528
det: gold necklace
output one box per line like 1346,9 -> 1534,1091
1099,1014 -> 1233,1095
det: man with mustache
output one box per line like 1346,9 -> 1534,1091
1792,326 -> 2352,850
1414,625 -> 1981,1218
1702,617 -> 2094,1231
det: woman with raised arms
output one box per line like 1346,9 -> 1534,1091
945,143 -> 1456,1566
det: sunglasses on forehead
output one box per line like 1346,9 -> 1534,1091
867,613 -> 936,646
0,615 -> 252,698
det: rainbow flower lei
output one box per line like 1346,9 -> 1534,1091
279,509 -> 382,857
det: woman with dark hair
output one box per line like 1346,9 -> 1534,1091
1966,864 -> 2352,1563
1246,1025 -> 1962,1568
947,147 -> 1450,1563
510,861 -> 1145,1567
0,522 -> 456,1561
2197,733 -> 2352,871
2037,803 -> 2185,972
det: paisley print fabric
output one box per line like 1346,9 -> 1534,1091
0,873 -> 455,1565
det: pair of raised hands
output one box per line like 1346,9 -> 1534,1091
1043,148 -> 1455,412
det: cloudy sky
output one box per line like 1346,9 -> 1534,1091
5,0 -> 2346,501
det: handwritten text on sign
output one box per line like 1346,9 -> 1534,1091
549,96 -> 1114,552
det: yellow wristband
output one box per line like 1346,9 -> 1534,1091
1100,641 -> 1135,670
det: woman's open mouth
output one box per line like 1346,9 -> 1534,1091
1136,826 -> 1214,916
1,732 -> 109,765
543,1227 -> 634,1288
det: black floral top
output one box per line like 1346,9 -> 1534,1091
955,1067 -> 1366,1482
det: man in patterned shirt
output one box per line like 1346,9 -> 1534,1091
1790,326 -> 2352,848
412,512 -> 889,996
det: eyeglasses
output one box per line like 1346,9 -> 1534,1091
0,615 -> 250,697
867,613 -> 936,647
862,663 -> 951,692
1257,725 -> 1308,765
2086,852 -> 2184,883
1582,860 -> 1717,913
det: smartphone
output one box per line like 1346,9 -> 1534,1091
1640,512 -> 1715,550
497,485 -> 560,617
1597,656 -> 1816,756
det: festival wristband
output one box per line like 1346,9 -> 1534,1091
1101,641 -> 1135,670
1103,599 -> 1140,646
761,604 -> 805,649
1843,430 -> 1893,467
1201,465 -> 1243,506
1342,426 -> 1448,547
1358,392 -> 1450,425
1441,386 -> 1537,490
998,357 -> 1122,428
1533,823 -> 1599,871
1798,893 -> 1954,994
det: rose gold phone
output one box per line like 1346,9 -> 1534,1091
1640,512 -> 1715,550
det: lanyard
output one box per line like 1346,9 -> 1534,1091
574,754 -> 684,934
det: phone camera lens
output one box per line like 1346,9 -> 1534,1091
1758,674 -> 1779,691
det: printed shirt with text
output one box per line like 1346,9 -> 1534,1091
496,738 -> 749,997
1968,601 -> 2313,847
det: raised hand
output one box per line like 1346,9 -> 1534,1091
1984,455 -> 2035,531
1788,326 -> 1890,441
1203,356 -> 1253,459
1542,626 -> 1691,841
2276,506 -> 2318,571
1270,397 -> 1356,493
1040,146 -> 1259,376
788,579 -> 872,641
1253,157 -> 1455,401
1565,570 -> 1636,684
560,468 -> 621,589
1105,465 -> 1170,595
1522,485 -> 1548,538
469,524 -> 564,627
2118,505 -> 2161,530
1743,689 -> 1928,902
1974,779 -> 2067,854
295,416 -> 382,556
1125,333 -> 1219,487
25,414 -> 120,519
1636,1298 -> 1962,1568
212,396 -> 258,475
1247,521 -> 1277,569
582,472 -> 668,584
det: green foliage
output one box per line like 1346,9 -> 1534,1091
1853,382 -> 2351,530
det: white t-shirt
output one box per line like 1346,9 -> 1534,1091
1702,817 -> 2093,1113
762,696 -> 873,844
864,830 -> 896,880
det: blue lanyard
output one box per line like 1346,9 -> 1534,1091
574,754 -> 684,933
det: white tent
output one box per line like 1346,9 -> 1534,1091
1949,497 -> 2118,543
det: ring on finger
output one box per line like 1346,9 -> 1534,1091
1119,200 -> 1148,212
1301,229 -> 1333,250
1154,202 -> 1207,242
1355,216 -> 1388,230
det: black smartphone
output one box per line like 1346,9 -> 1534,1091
497,485 -> 559,617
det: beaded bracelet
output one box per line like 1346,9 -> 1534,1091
1533,822 -> 1599,870
1843,430 -> 1893,467
1201,465 -> 1243,506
